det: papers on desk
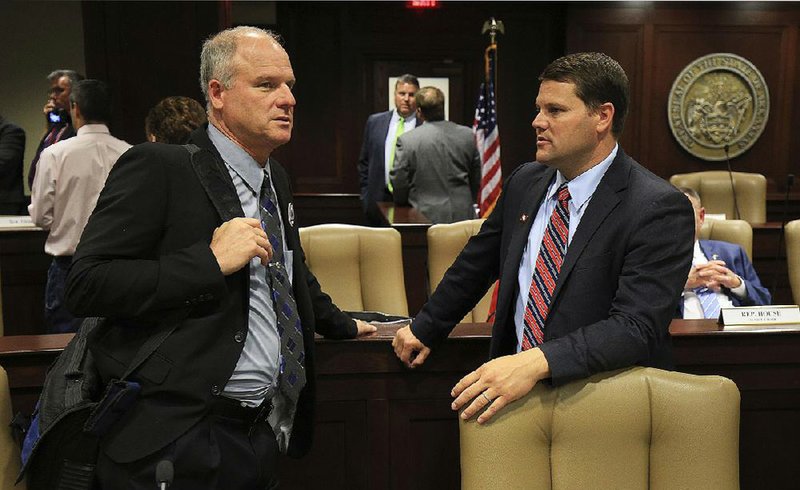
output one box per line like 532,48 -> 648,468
0,215 -> 38,230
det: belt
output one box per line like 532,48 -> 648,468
209,396 -> 273,427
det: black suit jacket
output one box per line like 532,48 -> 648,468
28,122 -> 76,189
411,149 -> 695,385
65,125 -> 355,463
0,117 -> 25,213
357,110 -> 419,224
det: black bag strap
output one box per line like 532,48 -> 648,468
184,143 -> 243,222
120,323 -> 177,381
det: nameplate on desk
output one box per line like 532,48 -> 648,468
0,215 -> 36,229
720,305 -> 800,326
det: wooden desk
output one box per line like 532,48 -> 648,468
1,321 -> 798,489
377,202 -> 432,316
0,227 -> 49,336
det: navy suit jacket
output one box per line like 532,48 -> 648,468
697,239 -> 771,306
357,110 -> 418,224
410,149 -> 695,385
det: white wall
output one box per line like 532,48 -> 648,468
0,0 -> 86,194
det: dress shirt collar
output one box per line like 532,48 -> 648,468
394,109 -> 416,124
207,123 -> 269,195
550,143 -> 618,210
76,123 -> 110,136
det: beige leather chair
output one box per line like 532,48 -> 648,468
786,220 -> 800,305
299,224 -> 408,316
427,219 -> 492,323
700,219 -> 753,259
0,366 -> 24,489
670,171 -> 766,224
461,367 -> 740,490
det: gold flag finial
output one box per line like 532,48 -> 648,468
481,17 -> 505,45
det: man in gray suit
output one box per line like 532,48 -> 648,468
390,86 -> 481,224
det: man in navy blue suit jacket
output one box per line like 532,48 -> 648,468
357,74 -> 420,225
679,187 -> 771,318
393,53 -> 695,426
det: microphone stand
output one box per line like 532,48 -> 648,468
724,144 -> 741,220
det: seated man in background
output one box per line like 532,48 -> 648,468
679,187 -> 771,319
145,95 -> 208,144
390,86 -> 480,224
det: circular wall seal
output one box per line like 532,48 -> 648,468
668,53 -> 769,161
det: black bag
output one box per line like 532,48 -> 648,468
19,317 -> 176,490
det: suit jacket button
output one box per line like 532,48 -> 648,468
234,331 -> 244,343
211,385 -> 220,395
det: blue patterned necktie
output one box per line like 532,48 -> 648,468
695,287 -> 721,319
260,169 -> 306,404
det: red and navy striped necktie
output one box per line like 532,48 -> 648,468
522,183 -> 571,350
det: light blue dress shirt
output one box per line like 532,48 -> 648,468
513,145 -> 618,351
208,124 -> 292,407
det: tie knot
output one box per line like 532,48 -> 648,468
556,183 -> 571,204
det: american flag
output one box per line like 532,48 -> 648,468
473,44 -> 502,217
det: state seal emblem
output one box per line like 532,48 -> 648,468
668,53 -> 769,161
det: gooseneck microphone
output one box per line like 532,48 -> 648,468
772,173 -> 796,295
723,144 -> 741,220
156,460 -> 174,490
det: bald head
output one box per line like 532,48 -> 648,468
415,86 -> 445,122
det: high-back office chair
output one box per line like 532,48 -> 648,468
460,367 -> 740,490
299,224 -> 409,316
427,219 -> 492,323
700,219 -> 753,259
786,220 -> 800,305
0,366 -> 25,489
670,171 -> 767,224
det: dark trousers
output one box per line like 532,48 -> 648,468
96,397 -> 279,489
45,256 -> 82,333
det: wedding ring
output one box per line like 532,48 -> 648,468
481,392 -> 492,404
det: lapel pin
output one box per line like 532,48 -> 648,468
520,213 -> 528,223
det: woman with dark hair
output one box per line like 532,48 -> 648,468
144,96 -> 207,144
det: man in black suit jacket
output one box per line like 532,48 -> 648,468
65,26 -> 374,489
28,69 -> 84,188
357,74 -> 420,225
0,115 -> 26,214
393,52 -> 694,425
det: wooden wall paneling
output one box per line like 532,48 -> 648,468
81,2 -> 221,145
650,25 -> 787,181
566,3 -> 800,193
276,2 -> 566,195
565,20 -> 645,160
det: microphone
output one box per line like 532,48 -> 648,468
156,460 -> 174,490
723,144 -> 741,220
772,173 -> 796,295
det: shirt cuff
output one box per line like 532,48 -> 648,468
730,276 -> 747,298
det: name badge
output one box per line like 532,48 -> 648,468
720,305 -> 800,328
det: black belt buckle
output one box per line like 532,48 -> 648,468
249,400 -> 273,436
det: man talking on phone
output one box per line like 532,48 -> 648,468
28,69 -> 84,188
